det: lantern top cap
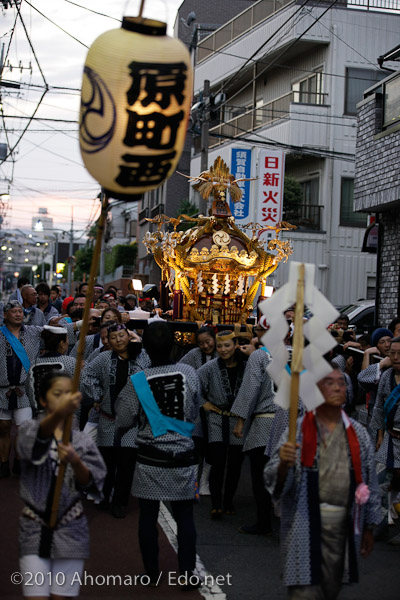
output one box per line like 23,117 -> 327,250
122,17 -> 167,36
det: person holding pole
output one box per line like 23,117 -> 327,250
264,366 -> 381,600
17,371 -> 105,599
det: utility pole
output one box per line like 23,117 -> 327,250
199,80 -> 210,215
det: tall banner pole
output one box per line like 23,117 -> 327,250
49,192 -> 109,528
288,263 -> 305,443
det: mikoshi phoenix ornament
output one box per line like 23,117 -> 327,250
259,262 -> 339,442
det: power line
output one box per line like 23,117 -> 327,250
24,0 -> 89,48
62,0 -> 121,22
216,0 -> 342,113
204,120 -> 355,162
1,114 -> 78,122
220,0 -> 310,93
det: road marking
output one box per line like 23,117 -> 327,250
158,502 -> 227,600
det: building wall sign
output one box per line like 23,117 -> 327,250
256,149 -> 285,241
229,148 -> 251,220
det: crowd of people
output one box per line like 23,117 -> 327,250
0,277 -> 399,599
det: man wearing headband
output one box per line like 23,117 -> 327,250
0,301 -> 42,477
198,330 -> 248,518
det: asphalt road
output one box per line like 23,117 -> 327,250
1,454 -> 400,600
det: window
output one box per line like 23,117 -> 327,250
383,74 -> 400,129
255,98 -> 264,127
284,178 -> 322,230
344,68 -> 387,115
300,178 -> 319,205
340,178 -> 367,227
293,71 -> 324,105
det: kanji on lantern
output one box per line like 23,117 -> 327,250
127,61 -> 187,109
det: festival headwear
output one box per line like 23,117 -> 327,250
107,323 -> 127,336
62,296 -> 74,312
216,331 -> 237,342
4,300 -> 23,312
43,325 -> 68,335
371,328 -> 393,347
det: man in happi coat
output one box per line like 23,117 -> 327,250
21,285 -> 46,327
265,367 -> 381,599
0,301 -> 82,478
115,321 -> 201,588
0,301 -> 42,477
370,336 -> 400,543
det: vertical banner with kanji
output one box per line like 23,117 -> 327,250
230,148 -> 251,220
256,149 -> 285,241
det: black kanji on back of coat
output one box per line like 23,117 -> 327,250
148,372 -> 185,420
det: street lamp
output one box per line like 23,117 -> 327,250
31,264 -> 38,285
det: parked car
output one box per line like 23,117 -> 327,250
340,299 -> 376,336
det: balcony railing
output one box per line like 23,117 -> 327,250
150,204 -> 164,218
197,0 -> 294,64
209,90 -> 328,148
283,204 -> 324,231
197,0 -> 400,64
138,207 -> 148,223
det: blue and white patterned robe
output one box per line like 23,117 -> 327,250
81,350 -> 146,447
18,418 -> 106,559
115,363 -> 201,501
264,417 -> 382,587
25,354 -> 77,412
0,325 -> 42,410
198,355 -> 247,446
179,347 -> 218,370
231,348 -> 276,452
370,368 -> 400,467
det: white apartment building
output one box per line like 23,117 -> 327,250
190,0 -> 400,305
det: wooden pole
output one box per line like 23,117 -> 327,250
288,263 -> 305,444
49,192 -> 109,528
138,0 -> 146,18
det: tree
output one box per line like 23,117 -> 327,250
176,198 -> 199,231
283,176 -> 303,211
73,246 -> 93,281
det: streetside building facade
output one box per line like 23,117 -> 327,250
136,0 -> 259,283
189,0 -> 400,306
354,58 -> 400,327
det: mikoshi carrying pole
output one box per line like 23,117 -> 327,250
288,263 -> 305,443
48,192 -> 109,528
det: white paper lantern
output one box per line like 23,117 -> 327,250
79,17 -> 193,200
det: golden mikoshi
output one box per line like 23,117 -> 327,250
143,156 -> 295,324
